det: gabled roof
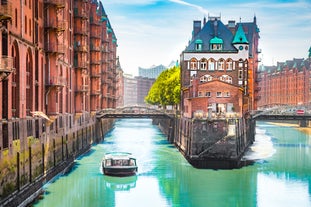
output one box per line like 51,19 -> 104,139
184,19 -> 237,52
232,23 -> 248,44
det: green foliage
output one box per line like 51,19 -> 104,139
145,65 -> 180,107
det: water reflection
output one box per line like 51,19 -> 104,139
104,175 -> 137,191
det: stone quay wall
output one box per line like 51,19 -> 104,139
0,114 -> 114,207
156,116 -> 256,169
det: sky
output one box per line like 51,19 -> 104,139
101,0 -> 311,75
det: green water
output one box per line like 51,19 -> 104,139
33,119 -> 311,207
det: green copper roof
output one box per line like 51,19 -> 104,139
232,24 -> 248,44
195,39 -> 203,44
309,47 -> 311,57
210,37 -> 223,44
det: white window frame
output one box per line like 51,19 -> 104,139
208,59 -> 215,71
216,92 -> 222,97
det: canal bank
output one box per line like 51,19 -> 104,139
0,113 -> 114,207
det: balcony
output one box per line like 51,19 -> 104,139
75,85 -> 89,93
46,76 -> 66,87
45,43 -> 65,54
0,56 -> 14,81
44,0 -> 65,8
45,20 -> 67,32
0,1 -> 12,21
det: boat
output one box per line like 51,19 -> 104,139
102,152 -> 138,176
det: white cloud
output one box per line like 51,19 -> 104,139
168,0 -> 209,15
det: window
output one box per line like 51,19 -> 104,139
29,19 -> 31,36
224,92 -> 230,97
195,39 -> 203,51
196,43 -> 202,51
208,59 -> 215,71
218,59 -> 225,70
206,91 -> 211,97
226,59 -> 233,71
210,37 -> 223,51
216,92 -> 222,97
15,9 -> 17,27
200,74 -> 213,83
198,91 -> 203,97
211,44 -> 222,50
200,58 -> 207,70
25,16 -> 27,34
220,75 -> 232,84
190,58 -> 198,70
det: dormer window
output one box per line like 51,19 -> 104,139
195,39 -> 203,51
210,37 -> 223,51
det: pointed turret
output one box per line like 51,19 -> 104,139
308,46 -> 311,58
232,24 -> 248,44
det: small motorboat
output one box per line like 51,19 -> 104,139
102,152 -> 138,176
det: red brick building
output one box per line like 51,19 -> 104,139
257,56 -> 311,108
180,16 -> 260,118
0,0 -> 117,192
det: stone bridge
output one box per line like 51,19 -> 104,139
96,106 -> 175,119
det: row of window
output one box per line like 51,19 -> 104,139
188,58 -> 247,71
200,74 -> 233,84
198,91 -> 231,97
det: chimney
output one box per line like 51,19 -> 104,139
192,20 -> 201,40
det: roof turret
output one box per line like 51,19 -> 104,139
232,24 -> 248,44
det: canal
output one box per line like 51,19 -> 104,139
33,119 -> 311,207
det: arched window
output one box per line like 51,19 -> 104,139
217,59 -> 225,70
226,58 -> 234,71
220,75 -> 232,84
208,58 -> 215,71
200,58 -> 207,70
189,58 -> 198,70
200,74 -> 213,83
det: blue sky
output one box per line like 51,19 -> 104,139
102,0 -> 311,75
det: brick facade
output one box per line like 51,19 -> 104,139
257,58 -> 311,108
0,0 -> 117,197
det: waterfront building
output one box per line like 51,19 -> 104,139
136,76 -> 155,106
115,57 -> 124,107
0,0 -> 117,198
257,55 -> 311,108
180,16 -> 260,118
123,74 -> 137,106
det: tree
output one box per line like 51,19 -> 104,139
145,65 -> 180,108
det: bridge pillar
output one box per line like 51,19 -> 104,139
299,120 -> 307,127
